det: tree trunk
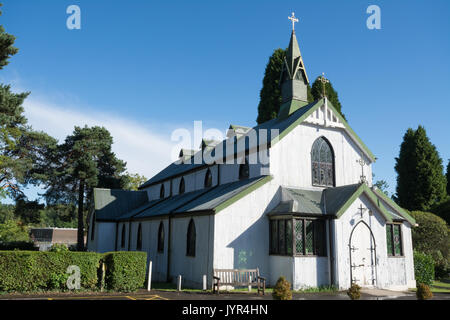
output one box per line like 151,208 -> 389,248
77,179 -> 85,251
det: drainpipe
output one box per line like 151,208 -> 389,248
114,222 -> 118,251
166,180 -> 173,283
128,220 -> 132,251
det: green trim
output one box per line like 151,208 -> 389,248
272,99 -> 376,162
335,183 -> 393,222
213,175 -> 273,213
373,188 -> 416,225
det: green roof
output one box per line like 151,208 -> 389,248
90,176 -> 272,222
139,99 -> 376,189
269,183 -> 395,223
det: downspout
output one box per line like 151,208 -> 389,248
128,220 -> 132,251
166,180 -> 173,282
324,192 -> 335,286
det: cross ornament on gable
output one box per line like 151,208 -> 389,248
318,72 -> 329,98
288,12 -> 299,31
358,204 -> 367,218
356,157 -> 367,183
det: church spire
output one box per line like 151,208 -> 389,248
280,12 -> 309,105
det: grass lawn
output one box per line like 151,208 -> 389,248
409,279 -> 450,294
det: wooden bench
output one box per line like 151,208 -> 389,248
213,268 -> 266,295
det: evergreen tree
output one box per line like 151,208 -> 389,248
256,48 -> 313,124
42,126 -> 127,250
394,126 -> 447,211
310,76 -> 346,120
0,4 -> 18,70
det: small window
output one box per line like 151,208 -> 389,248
311,137 -> 335,187
179,177 -> 185,194
386,224 -> 403,256
121,224 -> 126,248
136,223 -> 143,250
204,169 -> 212,188
186,219 -> 196,257
160,184 -> 165,199
157,222 -> 164,253
239,158 -> 249,180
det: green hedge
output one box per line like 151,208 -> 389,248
0,250 -> 148,293
0,251 -> 102,292
414,250 -> 435,286
104,251 -> 147,292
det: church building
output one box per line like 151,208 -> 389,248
87,14 -> 417,291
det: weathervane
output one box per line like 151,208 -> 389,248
288,12 -> 299,31
319,72 -> 329,98
356,157 -> 367,183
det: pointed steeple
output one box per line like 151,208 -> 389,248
278,13 -> 310,118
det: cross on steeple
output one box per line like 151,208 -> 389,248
288,12 -> 299,31
318,72 -> 329,98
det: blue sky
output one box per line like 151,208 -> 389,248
1,0 -> 449,201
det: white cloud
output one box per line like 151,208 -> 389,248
23,98 -> 175,179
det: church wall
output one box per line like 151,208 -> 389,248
93,222 -> 116,253
293,257 -> 330,290
212,181 -> 281,284
169,215 -> 214,289
268,256 -> 293,287
269,123 -> 373,189
334,194 -> 413,291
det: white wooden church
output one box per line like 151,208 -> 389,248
87,15 -> 417,291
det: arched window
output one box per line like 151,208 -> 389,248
157,222 -> 164,253
90,213 -> 95,241
121,224 -> 126,248
136,223 -> 143,250
239,157 -> 249,180
204,169 -> 212,188
160,184 -> 165,199
186,219 -> 196,257
179,177 -> 185,195
311,137 -> 335,187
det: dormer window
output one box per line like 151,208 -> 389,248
179,177 -> 185,194
239,158 -> 249,180
160,184 -> 165,199
311,137 -> 335,187
204,169 -> 212,188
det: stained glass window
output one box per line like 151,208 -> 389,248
270,220 -> 278,254
305,220 -> 314,255
294,219 -> 304,254
386,224 -> 403,256
311,137 -> 335,187
136,223 -> 142,250
279,220 -> 286,254
286,220 -> 293,255
187,219 -> 196,257
157,222 -> 164,252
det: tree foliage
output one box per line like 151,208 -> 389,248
0,4 -> 18,70
410,211 -> 449,274
39,126 -> 127,250
0,219 -> 30,243
446,159 -> 450,196
310,76 -> 346,120
394,126 -> 447,211
256,48 -> 313,124
123,172 -> 148,191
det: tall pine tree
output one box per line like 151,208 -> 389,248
395,126 -> 447,211
42,126 -> 127,250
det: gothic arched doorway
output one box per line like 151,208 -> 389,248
349,221 -> 377,287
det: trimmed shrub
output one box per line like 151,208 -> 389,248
103,251 -> 147,292
347,283 -> 361,300
416,283 -> 433,300
49,243 -> 69,252
272,276 -> 292,300
0,251 -> 102,292
414,250 -> 435,286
